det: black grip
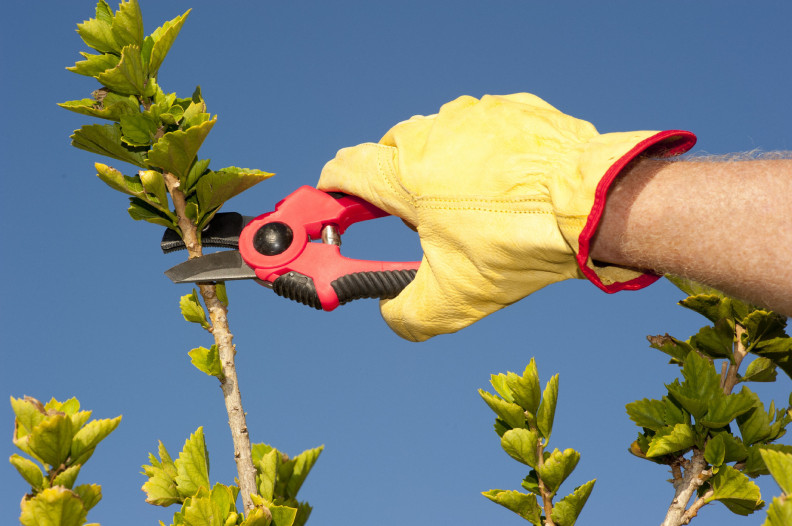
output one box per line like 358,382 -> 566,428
271,269 -> 417,309
331,269 -> 417,305
272,272 -> 322,310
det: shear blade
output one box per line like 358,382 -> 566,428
161,212 -> 255,253
165,250 -> 257,283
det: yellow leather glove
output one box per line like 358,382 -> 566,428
318,93 -> 695,341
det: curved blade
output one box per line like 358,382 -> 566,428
165,250 -> 257,283
161,213 -> 256,253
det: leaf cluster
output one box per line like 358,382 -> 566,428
626,277 -> 792,519
479,359 -> 595,526
142,428 -> 322,526
10,396 -> 121,526
61,1 -> 272,236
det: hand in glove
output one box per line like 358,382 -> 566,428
318,93 -> 695,341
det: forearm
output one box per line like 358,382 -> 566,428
590,157 -> 792,316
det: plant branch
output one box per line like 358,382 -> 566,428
722,324 -> 747,394
661,450 -> 712,526
164,172 -> 258,514
535,441 -> 556,526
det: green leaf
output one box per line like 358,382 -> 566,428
183,494 -> 225,526
666,275 -> 725,298
678,294 -> 727,324
626,398 -> 667,430
139,169 -> 170,209
738,393 -> 772,446
185,158 -> 212,192
11,396 -> 47,439
182,98 -> 210,130
500,428 -> 540,468
215,282 -> 229,307
142,441 -> 181,506
764,496 -> 792,526
19,487 -> 87,526
536,374 -> 559,440
96,44 -> 147,95
712,431 -> 749,463
705,434 -> 726,467
111,0 -> 144,49
647,334 -> 692,364
70,416 -> 122,464
147,118 -> 216,183
175,427 -> 211,498
742,357 -> 778,383
646,424 -> 695,458
691,319 -> 734,360
59,95 -> 139,122
180,289 -> 210,329
521,470 -> 541,495
666,352 -> 722,419
285,446 -> 323,499
10,454 -> 45,490
550,479 -> 596,526
537,448 -> 580,495
120,113 -> 160,147
743,310 -> 787,347
269,505 -> 298,526
66,52 -> 120,78
705,465 -> 765,515
488,373 -> 515,404
52,464 -> 82,489
257,448 -> 280,501
478,389 -> 526,430
760,448 -> 792,495
71,123 -> 148,168
744,444 -> 792,477
96,1 -> 114,24
76,12 -> 119,54
74,483 -> 102,511
28,414 -> 73,467
189,345 -> 223,379
148,10 -> 191,75
507,359 -> 542,415
482,489 -> 542,525
753,337 -> 792,381
701,387 -> 755,428
128,197 -> 178,228
240,507 -> 270,526
95,163 -> 142,196
663,396 -> 690,426
196,167 -> 274,215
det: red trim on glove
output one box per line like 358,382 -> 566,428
577,130 -> 697,293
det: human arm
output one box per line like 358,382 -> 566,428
591,157 -> 792,317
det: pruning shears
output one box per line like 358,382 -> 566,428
162,185 -> 420,310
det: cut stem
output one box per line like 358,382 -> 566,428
164,172 -> 258,513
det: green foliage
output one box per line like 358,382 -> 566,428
627,277 -> 792,522
481,360 -> 595,525
10,396 -> 121,525
61,0 -> 273,231
760,448 -> 792,525
142,430 -> 323,526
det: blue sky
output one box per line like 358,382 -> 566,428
1,1 -> 791,525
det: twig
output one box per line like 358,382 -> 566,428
164,172 -> 258,513
535,441 -> 556,526
722,324 -> 747,395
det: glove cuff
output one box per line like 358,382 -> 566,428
576,129 -> 697,293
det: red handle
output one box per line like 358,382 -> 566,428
238,186 -> 420,310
